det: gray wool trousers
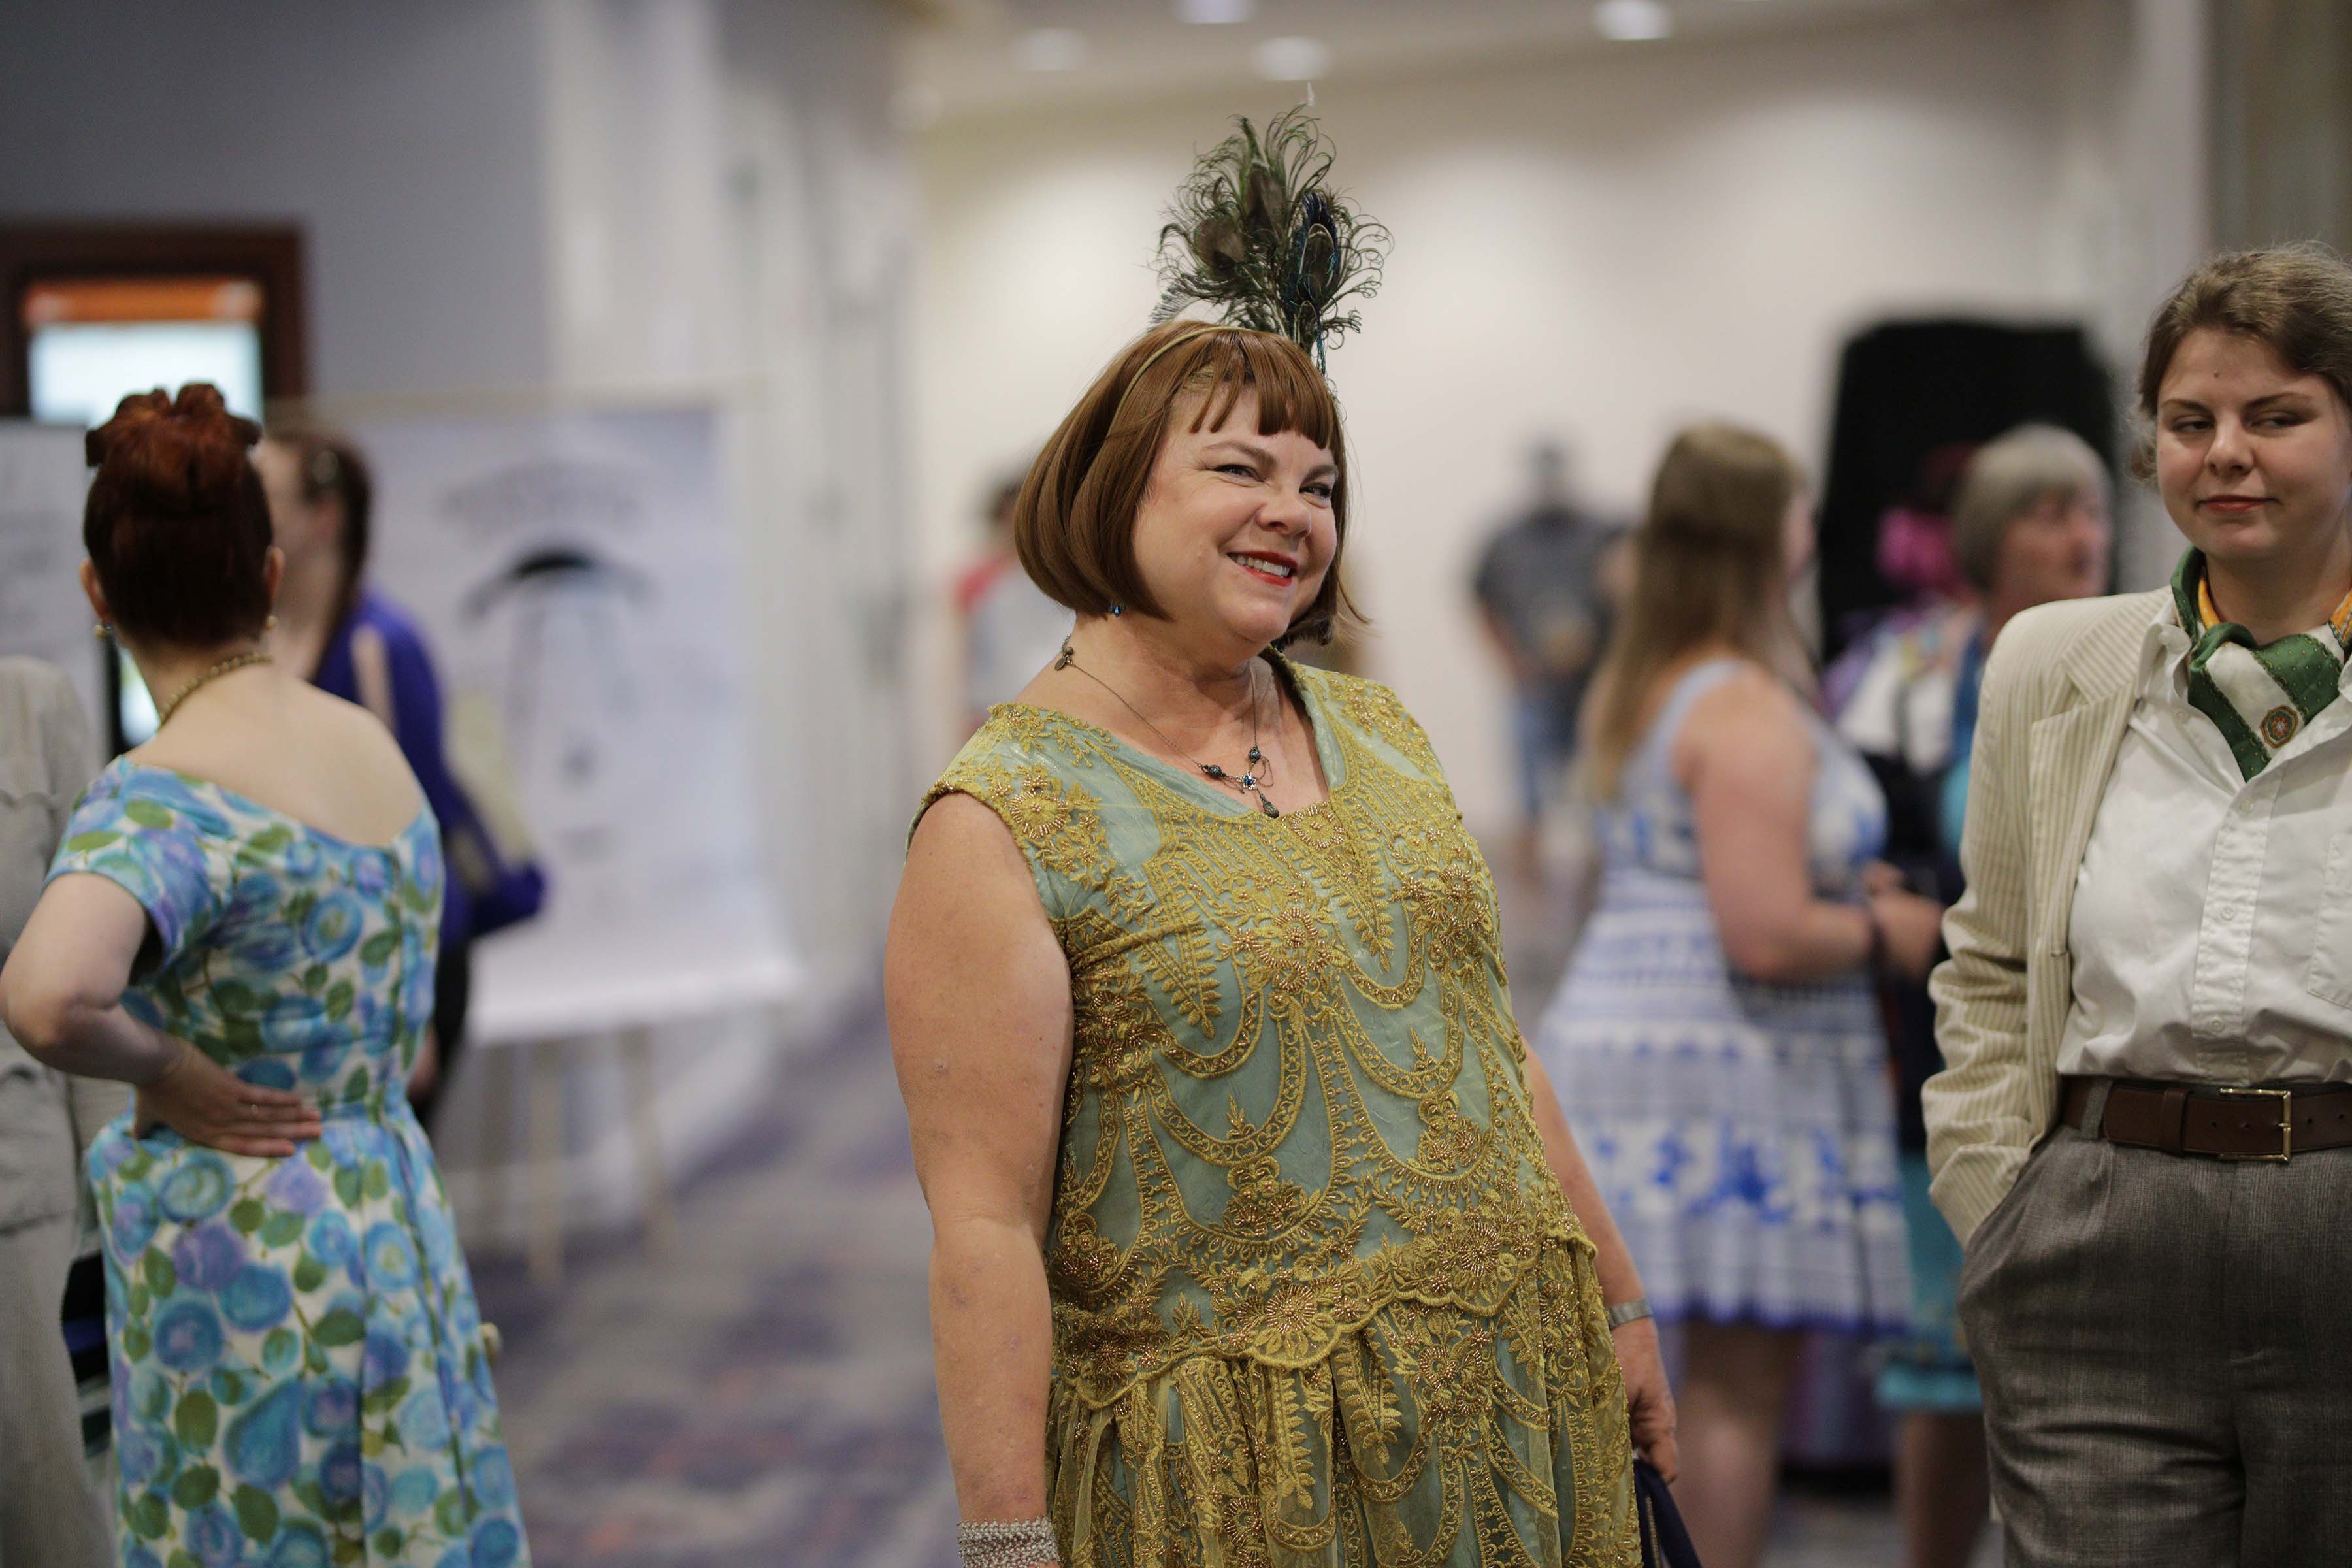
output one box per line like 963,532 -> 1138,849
1958,1121 -> 2352,1568
0,1214 -> 112,1568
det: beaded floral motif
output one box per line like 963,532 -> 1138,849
921,662 -> 1635,1567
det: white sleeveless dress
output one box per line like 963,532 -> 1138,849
1533,659 -> 1908,1333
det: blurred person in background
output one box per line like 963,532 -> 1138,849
0,387 -> 532,1568
1533,424 -> 1944,1568
1472,438 -> 1625,879
956,468 -> 1075,734
894,316 -> 1674,1568
0,656 -> 121,1568
259,429 -> 544,1132
1827,423 -> 2110,1568
1933,246 -> 2352,1567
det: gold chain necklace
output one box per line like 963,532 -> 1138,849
155,650 -> 273,728
1054,641 -> 1281,818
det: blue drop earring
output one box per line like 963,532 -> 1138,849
1110,604 -> 1123,617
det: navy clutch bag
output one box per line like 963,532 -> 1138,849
1635,1459 -> 1703,1568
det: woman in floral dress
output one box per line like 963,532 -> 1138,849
0,386 -> 529,1568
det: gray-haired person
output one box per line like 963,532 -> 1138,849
1829,423 -> 2110,1568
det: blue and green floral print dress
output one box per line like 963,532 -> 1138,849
47,760 -> 529,1568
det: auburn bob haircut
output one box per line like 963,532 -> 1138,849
1013,321 -> 1358,647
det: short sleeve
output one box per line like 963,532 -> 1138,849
45,773 -> 225,970
911,758 -> 1077,926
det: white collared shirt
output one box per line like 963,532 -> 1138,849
2059,598 -> 2352,1083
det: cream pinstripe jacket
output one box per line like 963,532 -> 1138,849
1923,589 -> 2161,1245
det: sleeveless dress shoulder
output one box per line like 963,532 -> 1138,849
48,760 -> 529,1568
918,657 -> 1638,1568
1531,659 -> 1907,1334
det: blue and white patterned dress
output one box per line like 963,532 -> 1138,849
1533,660 -> 1907,1333
46,760 -> 529,1568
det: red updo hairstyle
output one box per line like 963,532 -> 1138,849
84,385 -> 274,647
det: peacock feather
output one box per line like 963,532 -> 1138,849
1151,107 -> 1389,370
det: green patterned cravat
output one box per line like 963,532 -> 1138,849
2170,547 -> 2352,779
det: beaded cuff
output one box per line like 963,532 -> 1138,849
957,1517 -> 1059,1568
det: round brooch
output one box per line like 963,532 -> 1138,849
2262,705 -> 2301,747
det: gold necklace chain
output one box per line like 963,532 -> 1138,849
155,649 -> 274,729
1054,641 -> 1281,819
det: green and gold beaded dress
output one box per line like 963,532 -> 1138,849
917,657 -> 1637,1568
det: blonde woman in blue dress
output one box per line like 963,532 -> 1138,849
0,387 -> 529,1567
1531,425 -> 1946,1568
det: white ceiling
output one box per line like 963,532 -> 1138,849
893,0 -> 2001,125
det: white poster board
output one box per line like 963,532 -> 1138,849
0,423 -> 100,725
353,406 -> 795,1041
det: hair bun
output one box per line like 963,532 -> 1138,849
83,382 -> 262,512
82,389 -> 170,468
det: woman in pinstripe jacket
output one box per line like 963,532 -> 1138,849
1928,245 -> 2352,1568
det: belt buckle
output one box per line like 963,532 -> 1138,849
2214,1085 -> 2294,1161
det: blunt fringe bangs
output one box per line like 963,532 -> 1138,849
2133,243 -> 2352,482
1013,321 -> 1358,646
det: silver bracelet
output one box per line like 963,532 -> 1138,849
1605,1296 -> 1654,1330
957,1517 -> 1059,1568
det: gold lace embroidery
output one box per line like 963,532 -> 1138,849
921,664 -> 1636,1567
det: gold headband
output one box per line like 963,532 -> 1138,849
1103,321 -> 1255,436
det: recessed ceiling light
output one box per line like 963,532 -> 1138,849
1011,27 -> 1086,71
1253,35 -> 1331,81
1593,0 -> 1671,41
1177,0 -> 1256,22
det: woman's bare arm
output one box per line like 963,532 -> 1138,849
888,793 -> 1075,1527
1,874 -> 178,1081
1524,1050 -> 1678,1480
1,875 -> 318,1154
1676,670 -> 1877,983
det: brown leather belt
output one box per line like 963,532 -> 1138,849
2061,1077 -> 2352,1162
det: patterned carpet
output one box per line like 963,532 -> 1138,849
470,1007 -> 960,1568
468,848 -> 1991,1566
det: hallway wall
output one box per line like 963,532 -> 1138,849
0,1 -> 553,397
0,0 -> 915,1243
909,0 -> 2209,830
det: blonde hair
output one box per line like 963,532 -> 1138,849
1580,424 -> 1806,800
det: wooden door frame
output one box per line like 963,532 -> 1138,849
0,222 -> 308,416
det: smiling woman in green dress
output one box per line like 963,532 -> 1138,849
890,139 -> 1674,1561
0,386 -> 529,1568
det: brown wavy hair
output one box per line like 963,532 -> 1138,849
83,385 -> 273,647
1580,424 -> 1807,800
1013,321 -> 1359,647
2134,244 -> 2352,482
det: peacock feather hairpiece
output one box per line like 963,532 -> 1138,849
1150,108 -> 1388,371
